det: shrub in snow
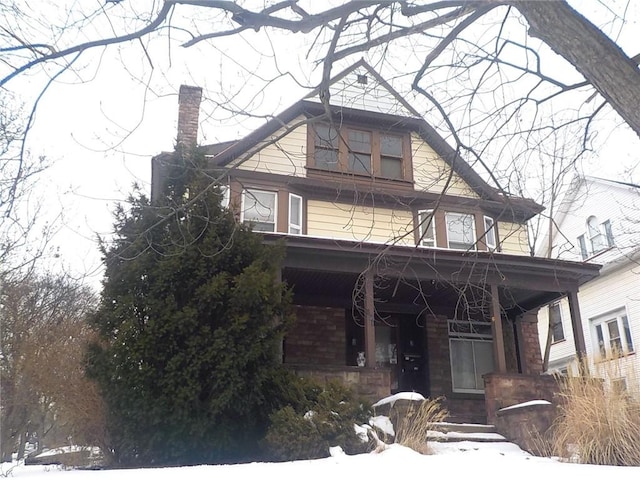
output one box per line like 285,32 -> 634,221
263,379 -> 372,461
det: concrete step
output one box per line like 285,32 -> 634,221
427,422 -> 506,442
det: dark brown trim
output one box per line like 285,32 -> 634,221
491,284 -> 507,373
307,121 -> 414,183
202,60 -> 542,220
277,188 -> 288,233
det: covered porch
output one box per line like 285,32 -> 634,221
267,235 -> 600,422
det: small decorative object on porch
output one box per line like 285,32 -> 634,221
357,351 -> 366,367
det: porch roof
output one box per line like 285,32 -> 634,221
262,233 -> 601,317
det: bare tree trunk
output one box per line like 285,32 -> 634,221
512,0 -> 640,138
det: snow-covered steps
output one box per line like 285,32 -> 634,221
427,422 -> 506,443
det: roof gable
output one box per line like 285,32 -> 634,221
304,59 -> 422,119
205,61 -> 541,218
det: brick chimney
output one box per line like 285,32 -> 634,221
176,85 -> 202,153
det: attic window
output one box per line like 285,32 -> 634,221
356,74 -> 368,85
309,123 -> 410,181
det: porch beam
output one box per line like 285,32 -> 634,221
490,284 -> 507,373
364,268 -> 376,368
567,290 -> 587,363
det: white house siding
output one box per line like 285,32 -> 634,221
498,222 -> 530,256
305,65 -> 420,119
306,200 -> 414,245
538,176 -> 640,383
411,134 -> 480,198
547,178 -> 640,264
539,261 -> 640,380
230,120 -> 308,177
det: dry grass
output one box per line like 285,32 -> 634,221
552,358 -> 640,466
394,397 -> 448,455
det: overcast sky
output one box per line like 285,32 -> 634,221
5,0 -> 640,288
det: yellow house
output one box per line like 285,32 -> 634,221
152,61 -> 599,424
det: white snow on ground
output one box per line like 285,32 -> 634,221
35,447 -> 101,458
371,392 -> 425,409
3,442 -> 640,480
499,400 -> 552,411
427,431 -> 506,441
369,415 -> 395,436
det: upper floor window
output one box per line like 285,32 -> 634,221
446,212 -> 476,251
549,303 -> 564,342
241,189 -> 277,232
310,123 -> 409,181
418,210 -> 436,247
289,193 -> 303,234
577,217 -> 614,260
593,310 -> 634,358
483,216 -> 497,251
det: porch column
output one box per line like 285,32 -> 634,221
364,268 -> 376,367
490,284 -> 507,373
567,290 -> 587,363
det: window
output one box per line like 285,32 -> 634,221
587,216 -> 606,252
380,134 -> 404,179
449,318 -> 494,393
310,123 -> 408,180
593,310 -> 634,358
219,184 -> 230,208
418,210 -> 436,247
445,212 -> 476,250
577,235 -> 588,260
314,124 -> 340,171
549,303 -> 564,342
289,193 -> 303,234
347,129 -> 372,174
483,216 -> 497,251
581,217 -> 614,259
242,189 -> 277,232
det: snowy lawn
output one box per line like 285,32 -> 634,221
3,441 -> 639,480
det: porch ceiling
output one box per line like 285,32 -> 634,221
265,234 -> 601,316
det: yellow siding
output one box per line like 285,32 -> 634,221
230,118 -> 308,177
411,134 -> 479,198
499,222 -> 530,255
307,200 -> 414,245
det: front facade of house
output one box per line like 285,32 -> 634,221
537,176 -> 640,387
153,62 -> 599,423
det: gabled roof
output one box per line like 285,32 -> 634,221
203,61 -> 542,218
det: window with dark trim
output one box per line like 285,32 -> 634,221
445,212 -> 476,251
483,216 -> 497,251
241,189 -> 277,232
310,123 -> 410,180
418,209 -> 436,247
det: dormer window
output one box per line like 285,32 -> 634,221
578,217 -> 614,260
309,123 -> 410,181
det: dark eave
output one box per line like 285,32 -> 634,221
262,233 -> 601,294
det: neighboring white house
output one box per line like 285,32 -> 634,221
538,176 -> 640,387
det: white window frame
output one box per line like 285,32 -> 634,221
241,188 -> 277,232
549,303 -> 565,343
288,193 -> 303,235
418,209 -> 436,247
587,216 -> 607,253
483,215 -> 497,251
448,318 -> 494,393
219,184 -> 230,208
445,212 -> 477,251
592,309 -> 634,359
